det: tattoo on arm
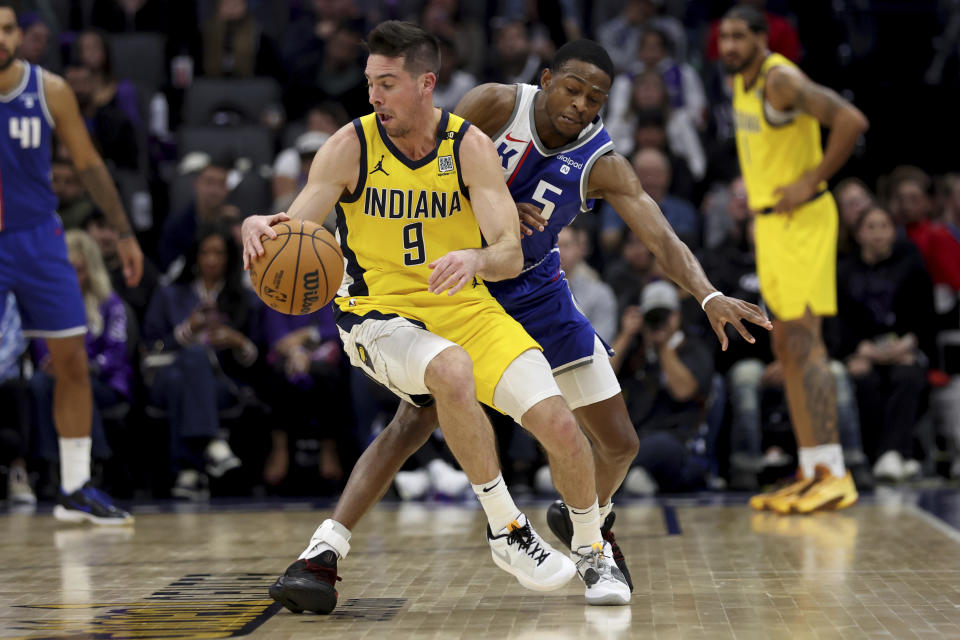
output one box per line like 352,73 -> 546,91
78,165 -> 131,236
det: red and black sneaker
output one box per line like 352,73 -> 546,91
546,500 -> 634,592
268,550 -> 342,614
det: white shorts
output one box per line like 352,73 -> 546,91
338,315 -> 563,420
553,335 -> 621,411
338,315 -> 451,408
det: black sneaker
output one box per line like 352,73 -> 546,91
269,550 -> 341,614
546,499 -> 633,592
53,482 -> 134,525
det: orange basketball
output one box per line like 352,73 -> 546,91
249,219 -> 344,315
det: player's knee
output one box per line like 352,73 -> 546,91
51,343 -> 89,382
424,346 -> 475,405
384,405 -> 437,453
599,419 -> 639,464
528,400 -> 585,456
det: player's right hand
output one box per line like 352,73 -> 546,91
241,212 -> 290,270
517,202 -> 547,237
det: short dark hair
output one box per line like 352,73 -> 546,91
723,5 -> 768,34
0,1 -> 18,16
365,21 -> 440,76
551,39 -> 614,84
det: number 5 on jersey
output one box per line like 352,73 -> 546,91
531,180 -> 563,221
10,117 -> 41,149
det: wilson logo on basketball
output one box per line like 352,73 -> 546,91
300,270 -> 320,315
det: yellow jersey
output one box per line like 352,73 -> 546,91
732,53 -> 827,211
335,110 -> 494,314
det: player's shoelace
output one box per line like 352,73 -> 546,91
504,523 -> 552,567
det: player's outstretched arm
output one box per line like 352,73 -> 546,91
427,127 -> 523,296
241,123 -> 360,270
766,66 -> 869,212
590,153 -> 772,351
43,70 -> 143,287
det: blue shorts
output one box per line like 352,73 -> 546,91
490,257 -> 613,372
0,216 -> 86,337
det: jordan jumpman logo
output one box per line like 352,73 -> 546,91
370,155 -> 389,176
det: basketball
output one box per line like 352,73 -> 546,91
249,219 -> 344,315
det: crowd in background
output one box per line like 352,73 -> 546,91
1,0 -> 959,504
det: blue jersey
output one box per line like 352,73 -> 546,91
486,84 -> 616,370
0,63 -> 57,232
487,83 -> 614,306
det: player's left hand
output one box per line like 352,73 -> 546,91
428,249 -> 480,296
703,294 -> 773,351
517,203 -> 547,237
116,234 -> 144,287
772,171 -> 818,213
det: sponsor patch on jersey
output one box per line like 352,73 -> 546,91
438,155 -> 454,173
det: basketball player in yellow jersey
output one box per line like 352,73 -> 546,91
241,22 -> 631,611
720,6 -> 869,514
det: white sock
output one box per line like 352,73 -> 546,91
472,473 -> 520,533
59,437 -> 91,493
300,519 -> 352,560
799,444 -> 845,479
569,498 -> 602,552
599,501 -> 613,523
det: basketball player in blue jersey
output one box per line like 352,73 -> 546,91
0,1 -> 142,524
277,38 -> 772,609
244,21 -> 632,612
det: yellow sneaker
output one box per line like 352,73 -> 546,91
787,465 -> 858,514
749,473 -> 814,512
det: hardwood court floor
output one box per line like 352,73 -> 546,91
2,496 -> 960,639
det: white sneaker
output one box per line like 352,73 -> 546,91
573,541 -> 631,605
427,459 -> 470,498
394,469 -> 430,501
901,458 -> 921,479
873,450 -> 904,482
7,466 -> 36,505
172,469 -> 210,501
624,466 -> 658,496
487,513 -> 576,591
533,464 -> 555,495
205,439 -> 241,478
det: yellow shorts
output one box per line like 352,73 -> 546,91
754,193 -> 838,321
336,292 -> 540,408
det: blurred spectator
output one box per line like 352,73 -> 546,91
142,224 -> 261,499
600,148 -> 700,248
201,0 -> 283,80
433,35 -> 477,112
829,206 -> 935,481
557,226 -> 618,342
72,29 -> 143,129
260,304 -> 346,491
17,12 -> 58,71
631,111 -> 696,201
83,210 -> 160,325
64,64 -> 139,171
272,131 -> 328,214
158,157 -> 240,272
611,280 -> 714,494
31,231 -> 133,485
887,166 -> 960,318
701,175 -> 750,251
285,21 -> 368,119
705,0 -> 801,63
835,177 -> 875,257
633,28 -> 706,129
0,293 -> 35,504
597,0 -> 686,73
602,230 -> 658,315
419,0 -> 486,79
485,20 -> 547,86
606,68 -> 705,180
52,157 -> 95,230
939,173 -> 960,242
91,0 -> 173,33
